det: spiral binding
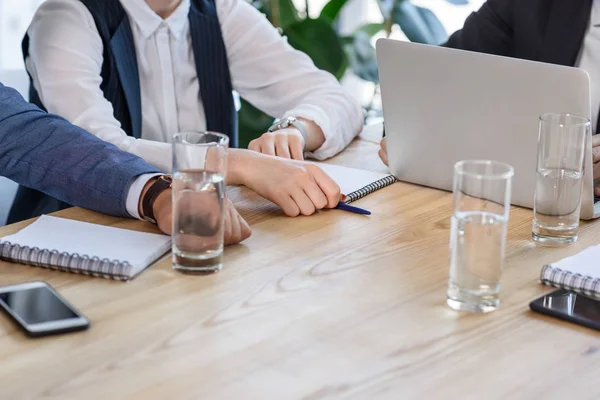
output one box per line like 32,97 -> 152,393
0,241 -> 133,281
540,264 -> 600,299
345,175 -> 397,203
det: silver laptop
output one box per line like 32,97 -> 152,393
376,38 -> 599,220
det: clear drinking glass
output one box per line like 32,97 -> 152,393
447,160 -> 514,313
532,114 -> 590,245
172,132 -> 229,273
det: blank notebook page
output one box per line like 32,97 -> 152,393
549,246 -> 600,278
1,215 -> 171,274
312,163 -> 392,195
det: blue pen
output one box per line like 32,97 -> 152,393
335,202 -> 371,215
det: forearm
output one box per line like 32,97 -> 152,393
0,84 -> 160,217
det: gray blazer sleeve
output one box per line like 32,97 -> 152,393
0,83 -> 161,217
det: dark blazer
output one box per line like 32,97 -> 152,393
445,0 -> 593,69
0,83 -> 159,218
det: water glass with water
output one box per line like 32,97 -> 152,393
172,132 -> 228,273
532,113 -> 590,245
447,160 -> 514,313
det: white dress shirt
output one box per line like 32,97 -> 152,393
26,2 -> 599,219
26,0 -> 363,218
577,0 -> 600,133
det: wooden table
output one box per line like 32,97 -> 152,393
1,132 -> 599,399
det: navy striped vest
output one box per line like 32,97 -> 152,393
22,0 -> 238,146
8,0 -> 237,224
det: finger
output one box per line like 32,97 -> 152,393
302,176 -> 328,210
595,186 -> 600,197
259,134 -> 276,156
248,139 -> 260,153
278,194 -> 301,217
594,162 -> 600,182
274,135 -> 292,159
593,134 -> 600,148
290,189 -> 317,216
228,204 -> 242,244
288,134 -> 305,160
378,148 -> 389,166
380,137 -> 387,152
223,204 -> 233,245
308,165 -> 341,208
238,213 -> 252,240
593,147 -> 600,164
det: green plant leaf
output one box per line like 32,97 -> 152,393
276,0 -> 300,28
394,1 -> 448,45
319,0 -> 349,22
345,31 -> 379,83
237,99 -> 274,148
285,19 -> 348,79
355,22 -> 385,37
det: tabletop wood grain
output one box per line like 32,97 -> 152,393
1,132 -> 599,400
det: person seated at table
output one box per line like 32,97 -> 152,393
1,82 -> 250,243
10,0 -> 362,223
378,0 -> 600,194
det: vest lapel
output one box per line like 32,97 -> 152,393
538,0 -> 593,66
189,0 -> 237,147
110,18 -> 142,139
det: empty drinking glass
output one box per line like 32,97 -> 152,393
172,132 -> 228,273
532,113 -> 590,245
447,160 -> 514,313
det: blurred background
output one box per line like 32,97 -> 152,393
0,0 -> 484,225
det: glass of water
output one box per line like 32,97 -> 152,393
172,132 -> 228,273
447,160 -> 514,313
532,113 -> 590,245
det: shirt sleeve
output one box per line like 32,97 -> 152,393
25,0 -> 172,172
125,173 -> 163,219
216,0 -> 364,160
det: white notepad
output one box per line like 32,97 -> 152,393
541,246 -> 600,299
0,215 -> 171,281
313,163 -> 396,202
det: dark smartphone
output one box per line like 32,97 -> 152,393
530,289 -> 600,331
0,281 -> 90,337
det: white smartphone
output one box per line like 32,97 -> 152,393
0,281 -> 89,337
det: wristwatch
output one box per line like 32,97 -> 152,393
142,175 -> 172,224
268,117 -> 308,146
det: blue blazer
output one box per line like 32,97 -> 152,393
0,83 -> 160,219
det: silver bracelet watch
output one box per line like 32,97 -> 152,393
268,117 -> 308,148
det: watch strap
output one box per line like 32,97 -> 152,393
142,175 -> 172,224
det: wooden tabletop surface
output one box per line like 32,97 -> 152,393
1,131 -> 600,399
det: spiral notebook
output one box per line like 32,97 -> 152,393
540,246 -> 600,299
314,163 -> 397,203
0,215 -> 171,281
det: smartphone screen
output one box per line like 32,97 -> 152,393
530,289 -> 600,331
0,282 -> 89,336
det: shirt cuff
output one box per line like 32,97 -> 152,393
125,173 -> 163,219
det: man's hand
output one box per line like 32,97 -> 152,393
594,135 -> 600,196
140,181 -> 251,245
248,118 -> 326,160
229,150 -> 341,216
248,128 -> 305,160
378,137 -> 389,166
